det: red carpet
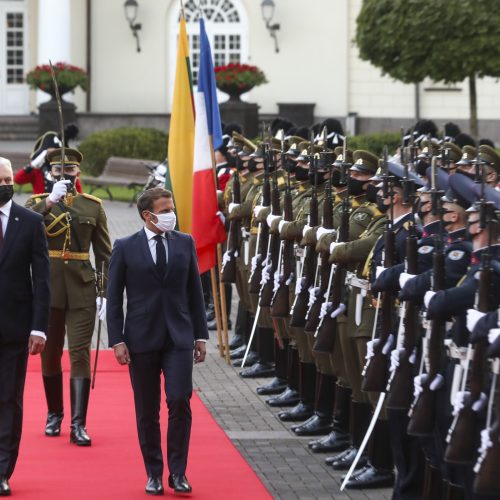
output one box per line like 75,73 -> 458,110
11,351 -> 271,499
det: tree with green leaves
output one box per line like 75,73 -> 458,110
355,0 -> 500,137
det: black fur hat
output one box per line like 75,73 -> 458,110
444,122 -> 461,141
270,117 -> 295,136
455,132 -> 476,148
479,138 -> 495,148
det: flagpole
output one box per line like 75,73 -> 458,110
210,266 -> 225,358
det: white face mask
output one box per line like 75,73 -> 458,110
149,211 -> 176,232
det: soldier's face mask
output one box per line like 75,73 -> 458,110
376,193 -> 391,213
330,169 -> 344,187
466,217 -> 481,238
366,183 -> 378,203
442,209 -> 457,227
295,166 -> 309,181
416,198 -> 431,221
0,184 -> 14,205
415,159 -> 429,177
247,159 -> 258,173
309,170 -> 327,186
347,177 -> 367,196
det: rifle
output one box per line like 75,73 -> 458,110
407,157 -> 446,435
385,146 -> 418,408
271,136 -> 294,317
444,182 -> 495,463
290,152 -> 319,327
313,138 -> 350,353
221,170 -> 241,283
361,147 -> 396,392
91,262 -> 105,389
49,61 -> 65,180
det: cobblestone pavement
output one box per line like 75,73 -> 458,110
16,192 -> 392,499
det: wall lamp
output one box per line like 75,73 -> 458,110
124,0 -> 142,52
261,0 -> 280,53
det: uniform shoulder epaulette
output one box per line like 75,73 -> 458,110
402,221 -> 412,231
82,193 -> 103,204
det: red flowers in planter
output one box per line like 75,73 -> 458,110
214,63 -> 267,93
26,62 -> 89,95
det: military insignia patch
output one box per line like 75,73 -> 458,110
354,212 -> 368,221
418,245 -> 434,254
448,250 -> 465,261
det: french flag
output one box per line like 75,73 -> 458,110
192,18 -> 227,274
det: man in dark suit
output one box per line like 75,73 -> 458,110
0,157 -> 50,496
107,187 -> 208,495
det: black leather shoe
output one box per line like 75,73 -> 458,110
266,387 -> 300,407
292,413 -> 333,436
230,344 -> 247,360
206,306 -> 215,322
309,428 -> 350,453
69,378 -> 91,446
207,318 -> 232,331
229,333 -> 244,350
145,476 -> 164,495
256,377 -> 287,395
278,401 -> 314,422
0,478 -> 10,496
168,474 -> 192,494
239,361 -> 274,378
343,463 -> 394,489
45,412 -> 64,437
233,351 -> 258,367
327,446 -> 367,470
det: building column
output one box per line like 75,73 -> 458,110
37,0 -> 71,104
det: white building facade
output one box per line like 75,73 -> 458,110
1,0 -> 499,138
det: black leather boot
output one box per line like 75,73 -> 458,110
230,344 -> 247,360
69,378 -> 92,446
233,350 -> 258,367
229,333 -> 244,350
266,387 -> 300,407
292,413 -> 333,435
43,373 -> 64,437
423,460 -> 444,500
309,385 -> 351,452
256,377 -> 287,395
278,400 -> 314,422
239,361 -> 274,378
277,362 -> 315,420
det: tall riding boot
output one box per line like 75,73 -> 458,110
257,338 -> 288,395
278,362 -> 315,422
309,385 -> 351,452
345,418 -> 395,489
327,400 -> 370,469
423,459 -> 444,500
240,327 -> 274,378
266,346 -> 300,407
229,302 -> 247,350
70,378 -> 92,446
232,312 -> 257,365
43,373 -> 64,436
292,373 -> 335,436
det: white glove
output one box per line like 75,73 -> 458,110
488,328 -> 500,345
302,224 -> 312,238
365,338 -> 380,360
478,428 -> 493,456
452,390 -> 470,416
96,297 -> 107,321
413,374 -> 428,399
308,286 -> 320,308
266,213 -> 282,228
48,179 -> 71,203
330,303 -> 346,319
424,290 -> 436,309
31,149 -> 48,168
285,272 -> 295,286
329,242 -> 341,254
222,251 -> 231,266
472,393 -> 487,413
295,277 -> 306,295
399,272 -> 416,288
375,266 -> 385,279
467,309 -> 486,333
216,210 -> 225,225
260,263 -> 272,286
382,334 -> 394,355
273,271 -> 282,293
228,202 -> 239,214
320,301 -> 332,319
250,253 -> 262,273
429,373 -> 444,391
390,348 -> 405,372
278,220 -> 287,233
316,227 -> 335,240
253,204 -> 264,218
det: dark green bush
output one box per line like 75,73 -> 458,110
79,127 -> 168,176
347,131 -> 401,157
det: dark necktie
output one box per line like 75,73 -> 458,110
154,234 -> 167,276
0,215 -> 4,249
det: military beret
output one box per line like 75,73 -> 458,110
47,147 -> 83,166
418,140 -> 440,159
479,144 -> 500,174
439,142 -> 463,164
456,145 -> 477,166
351,150 -> 379,174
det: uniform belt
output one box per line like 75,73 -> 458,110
444,340 -> 470,360
49,250 -> 90,261
250,227 -> 259,235
346,272 -> 369,290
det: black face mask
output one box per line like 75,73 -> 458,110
466,220 -> 480,239
330,169 -> 344,188
309,171 -> 327,186
415,159 -> 429,177
376,194 -> 390,213
348,177 -> 367,197
227,154 -> 237,169
54,175 -> 76,188
366,183 -> 378,203
247,159 -> 258,173
285,161 -> 297,174
0,184 -> 14,205
442,210 -> 455,227
416,199 -> 431,222
295,167 -> 309,181
456,169 -> 476,181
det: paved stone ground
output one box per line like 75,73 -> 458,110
15,191 -> 392,500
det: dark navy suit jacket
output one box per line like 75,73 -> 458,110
106,228 -> 208,353
0,201 -> 50,343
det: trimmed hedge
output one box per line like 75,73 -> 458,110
347,131 -> 401,157
79,127 -> 168,177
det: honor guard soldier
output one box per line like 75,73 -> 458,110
26,148 -> 112,446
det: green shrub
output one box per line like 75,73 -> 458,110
347,131 -> 401,157
79,127 -> 168,176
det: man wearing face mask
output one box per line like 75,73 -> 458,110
0,157 -> 50,496
456,144 -> 500,188
107,187 -> 207,495
25,148 -> 111,447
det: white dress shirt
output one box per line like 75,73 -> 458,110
0,199 -> 46,340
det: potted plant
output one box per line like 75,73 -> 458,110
214,63 -> 267,101
26,62 -> 88,99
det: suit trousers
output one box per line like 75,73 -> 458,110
41,306 -> 95,379
129,348 -> 193,478
0,341 -> 28,479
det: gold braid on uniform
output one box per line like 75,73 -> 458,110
45,212 -> 72,256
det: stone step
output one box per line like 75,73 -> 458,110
0,115 -> 39,141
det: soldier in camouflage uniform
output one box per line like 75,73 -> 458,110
26,148 -> 111,446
